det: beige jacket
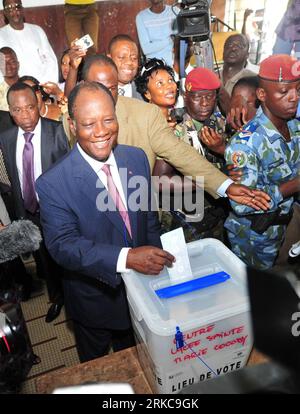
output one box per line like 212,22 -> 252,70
64,96 -> 227,198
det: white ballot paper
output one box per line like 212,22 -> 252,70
160,227 -> 193,282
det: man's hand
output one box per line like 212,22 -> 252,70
227,100 -> 248,131
226,183 -> 271,211
69,41 -> 87,70
40,81 -> 63,98
244,8 -> 253,20
200,126 -> 226,155
126,246 -> 175,275
227,164 -> 243,182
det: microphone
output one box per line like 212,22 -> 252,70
0,220 -> 42,263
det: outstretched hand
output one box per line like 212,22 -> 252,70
126,246 -> 175,275
226,183 -> 271,211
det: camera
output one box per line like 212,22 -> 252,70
177,0 -> 211,38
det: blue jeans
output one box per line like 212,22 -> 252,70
273,36 -> 300,58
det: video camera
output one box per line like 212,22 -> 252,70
177,0 -> 211,39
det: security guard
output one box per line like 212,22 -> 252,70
161,67 -> 230,242
174,67 -> 227,170
225,54 -> 300,270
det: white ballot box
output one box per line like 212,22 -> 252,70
122,238 -> 253,394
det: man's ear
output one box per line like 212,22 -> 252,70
256,87 -> 266,103
68,117 -> 77,137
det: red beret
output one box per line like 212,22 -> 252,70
185,67 -> 221,91
259,54 -> 300,82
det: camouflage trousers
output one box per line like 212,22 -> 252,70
227,224 -> 286,270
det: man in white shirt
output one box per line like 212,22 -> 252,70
0,0 -> 58,84
36,81 -> 175,362
0,46 -> 19,111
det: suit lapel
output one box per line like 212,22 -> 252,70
0,127 -> 24,214
71,145 -> 126,239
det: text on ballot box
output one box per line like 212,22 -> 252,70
122,238 -> 253,394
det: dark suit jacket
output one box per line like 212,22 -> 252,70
36,144 -> 161,330
0,111 -> 15,134
0,118 -> 69,219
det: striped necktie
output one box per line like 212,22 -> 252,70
102,163 -> 132,238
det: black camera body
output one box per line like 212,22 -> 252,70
177,0 -> 210,38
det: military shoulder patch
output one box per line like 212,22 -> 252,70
231,151 -> 248,168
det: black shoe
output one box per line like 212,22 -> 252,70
45,302 -> 63,323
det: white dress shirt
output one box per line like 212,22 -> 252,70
0,23 -> 58,83
77,144 -> 131,273
16,119 -> 42,199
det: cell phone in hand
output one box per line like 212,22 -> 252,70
203,118 -> 216,131
75,34 -> 94,50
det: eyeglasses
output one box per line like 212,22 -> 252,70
4,3 -> 23,13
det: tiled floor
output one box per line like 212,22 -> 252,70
19,276 -> 80,394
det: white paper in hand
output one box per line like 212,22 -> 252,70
160,227 -> 193,282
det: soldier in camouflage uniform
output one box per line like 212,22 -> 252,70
157,67 -> 231,242
225,54 -> 300,270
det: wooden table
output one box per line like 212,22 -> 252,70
35,346 -> 268,394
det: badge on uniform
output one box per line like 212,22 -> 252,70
186,82 -> 192,92
231,151 -> 248,168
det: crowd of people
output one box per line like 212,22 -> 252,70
0,0 -> 299,365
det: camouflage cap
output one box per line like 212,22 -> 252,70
259,54 -> 300,82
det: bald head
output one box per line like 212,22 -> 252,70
68,81 -> 115,120
82,55 -> 119,102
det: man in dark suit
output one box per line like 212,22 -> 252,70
36,81 -> 175,363
0,82 -> 69,322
